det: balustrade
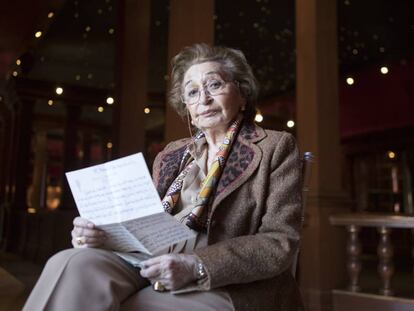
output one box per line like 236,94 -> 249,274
330,213 -> 414,296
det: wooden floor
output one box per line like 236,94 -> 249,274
333,290 -> 414,311
0,252 -> 42,311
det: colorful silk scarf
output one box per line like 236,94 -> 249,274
161,115 -> 243,232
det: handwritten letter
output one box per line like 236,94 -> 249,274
66,153 -> 195,255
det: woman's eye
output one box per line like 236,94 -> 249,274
187,89 -> 199,98
208,80 -> 223,90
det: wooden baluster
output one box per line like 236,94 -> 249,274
412,229 -> 414,276
377,226 -> 394,296
346,225 -> 361,292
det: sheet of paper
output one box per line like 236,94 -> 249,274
114,251 -> 152,269
121,213 -> 196,255
65,152 -> 196,255
66,153 -> 163,225
99,223 -> 148,253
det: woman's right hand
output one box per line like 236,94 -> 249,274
71,217 -> 106,248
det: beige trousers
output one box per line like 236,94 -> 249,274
23,248 -> 233,311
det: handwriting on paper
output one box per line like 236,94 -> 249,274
66,153 -> 195,255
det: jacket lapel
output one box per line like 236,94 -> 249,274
155,122 -> 267,212
211,122 -> 266,212
155,144 -> 187,197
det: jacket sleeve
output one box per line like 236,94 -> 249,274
192,133 -> 303,290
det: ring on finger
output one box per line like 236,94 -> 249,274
153,281 -> 166,292
76,236 -> 86,246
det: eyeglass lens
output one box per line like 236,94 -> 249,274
183,79 -> 226,104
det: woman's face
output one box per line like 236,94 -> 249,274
182,61 -> 245,133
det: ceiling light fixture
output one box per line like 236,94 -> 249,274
255,113 -> 263,123
106,97 -> 114,105
380,66 -> 389,74
346,77 -> 354,85
388,151 -> 396,159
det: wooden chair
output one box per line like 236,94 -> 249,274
291,151 -> 314,278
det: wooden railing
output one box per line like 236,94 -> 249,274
330,213 -> 414,311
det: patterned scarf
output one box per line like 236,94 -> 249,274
161,115 -> 243,232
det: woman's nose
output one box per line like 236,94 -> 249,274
198,89 -> 212,105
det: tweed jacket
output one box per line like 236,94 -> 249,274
152,122 -> 304,311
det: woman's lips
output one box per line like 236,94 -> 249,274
199,110 -> 218,117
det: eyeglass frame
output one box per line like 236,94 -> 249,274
180,78 -> 239,105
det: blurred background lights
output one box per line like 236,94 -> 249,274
144,107 -> 151,114
346,77 -> 354,85
106,142 -> 113,149
106,97 -> 114,104
380,66 -> 389,74
35,31 -> 42,38
254,112 -> 263,123
48,100 -> 54,106
287,120 -> 295,128
98,106 -> 104,112
16,59 -> 21,66
12,71 -> 18,77
48,12 -> 54,18
388,151 -> 396,159
55,87 -> 63,95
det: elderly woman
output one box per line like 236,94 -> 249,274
24,44 -> 304,311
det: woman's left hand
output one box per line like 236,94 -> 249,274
140,254 -> 199,291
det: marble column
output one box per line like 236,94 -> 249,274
165,0 -> 214,142
59,104 -> 81,210
7,98 -> 34,253
113,0 -> 150,157
30,129 -> 47,209
13,99 -> 34,209
295,0 -> 348,310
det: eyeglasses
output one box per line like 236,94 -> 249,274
181,78 -> 235,105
